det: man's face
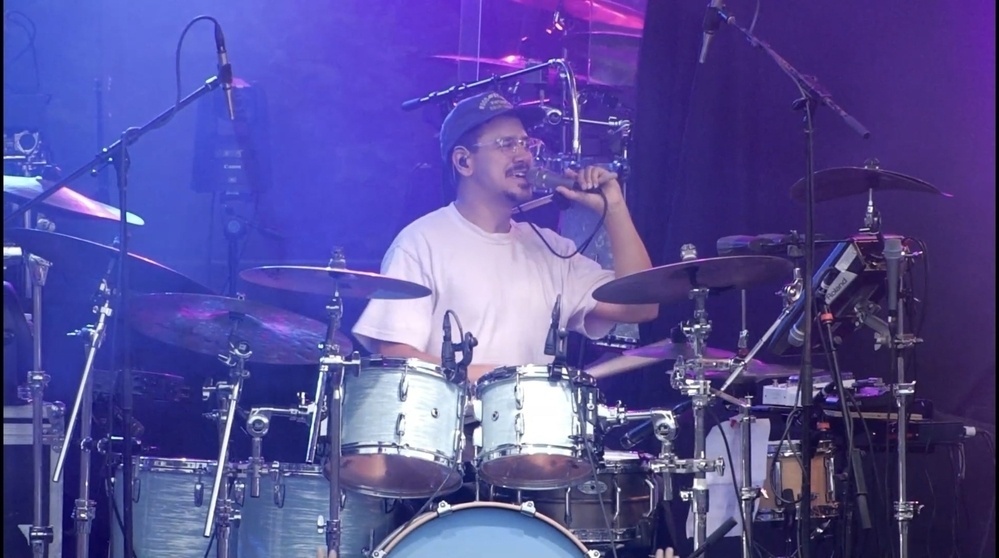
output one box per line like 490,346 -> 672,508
465,116 -> 537,205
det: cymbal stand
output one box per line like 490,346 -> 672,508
53,250 -> 120,558
21,253 -> 54,558
668,286 -> 726,554
201,332 -> 252,558
886,239 -> 922,558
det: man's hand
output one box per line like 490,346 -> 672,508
555,166 -> 626,214
655,548 -> 679,558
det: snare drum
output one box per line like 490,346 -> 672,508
237,462 -> 405,558
341,357 -> 466,498
475,364 -> 599,490
526,450 -> 659,550
112,457 -> 235,558
757,440 -> 839,522
371,501 -> 598,557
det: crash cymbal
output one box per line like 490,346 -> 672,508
129,293 -> 351,365
586,339 -> 802,381
790,166 -> 953,203
592,255 -> 794,305
240,265 -> 431,300
511,0 -> 645,30
4,175 -> 145,225
2,228 -> 211,294
563,31 -> 640,87
432,54 -> 532,71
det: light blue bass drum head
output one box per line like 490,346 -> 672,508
372,501 -> 595,557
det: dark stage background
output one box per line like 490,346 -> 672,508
3,1 -> 994,557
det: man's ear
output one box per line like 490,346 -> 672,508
451,147 -> 473,176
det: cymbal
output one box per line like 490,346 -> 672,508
511,0 -> 645,31
240,265 -> 431,300
2,228 -> 212,294
128,293 -> 351,365
4,175 -> 145,225
790,167 -> 953,203
432,54 -> 531,72
592,255 -> 794,305
563,32 -> 640,87
586,339 -> 802,381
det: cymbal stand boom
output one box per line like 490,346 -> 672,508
52,252 -> 119,558
202,338 -> 252,558
22,254 -> 54,558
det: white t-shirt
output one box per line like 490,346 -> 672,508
352,203 -> 616,367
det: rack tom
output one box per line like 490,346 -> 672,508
474,364 -> 600,490
340,357 -> 466,499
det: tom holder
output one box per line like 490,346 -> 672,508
201,337 -> 252,558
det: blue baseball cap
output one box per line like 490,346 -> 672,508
439,92 -> 546,161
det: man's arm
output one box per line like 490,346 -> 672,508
557,166 -> 658,324
369,340 -> 497,383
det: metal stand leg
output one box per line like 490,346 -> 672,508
202,341 -> 252,556
738,400 -> 759,558
23,254 -> 54,558
52,257 -> 118,558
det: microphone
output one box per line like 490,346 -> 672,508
527,167 -> 576,195
620,419 -> 654,449
442,315 -> 456,371
214,23 -> 236,121
688,517 -> 738,558
883,237 -> 904,317
698,0 -> 730,64
544,294 -> 562,356
787,267 -> 840,348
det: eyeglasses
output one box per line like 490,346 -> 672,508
472,136 -> 545,157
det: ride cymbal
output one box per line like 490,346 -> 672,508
4,175 -> 145,225
2,228 -> 210,294
790,166 -> 953,203
240,265 -> 431,300
128,293 -> 351,365
592,255 -> 794,305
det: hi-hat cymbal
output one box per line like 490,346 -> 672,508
592,255 -> 794,305
585,338 -> 803,381
510,0 -> 645,30
2,228 -> 211,294
129,293 -> 352,365
240,265 -> 431,300
4,175 -> 145,225
431,54 -> 532,72
790,166 -> 953,203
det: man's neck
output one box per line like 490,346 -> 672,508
454,190 -> 514,234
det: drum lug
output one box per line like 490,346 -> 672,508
613,481 -> 622,523
232,479 -> 245,506
514,383 -> 524,410
398,372 -> 409,402
395,413 -> 407,437
131,462 -> 141,503
434,500 -> 453,517
514,413 -> 524,438
585,550 -> 602,557
563,488 -> 573,526
644,478 -> 657,518
273,466 -> 286,508
194,465 -> 205,507
519,500 -> 537,517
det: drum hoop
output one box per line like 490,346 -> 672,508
237,461 -> 324,476
359,356 -> 445,377
475,364 -> 593,392
133,457 -> 222,473
374,501 -> 589,554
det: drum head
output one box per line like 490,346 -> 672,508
374,502 -> 591,557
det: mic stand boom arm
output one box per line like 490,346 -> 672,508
710,9 -> 871,557
4,74 -> 228,226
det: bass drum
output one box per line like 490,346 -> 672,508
371,501 -> 598,557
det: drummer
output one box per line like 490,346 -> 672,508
352,92 -> 657,380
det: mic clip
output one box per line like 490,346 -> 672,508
544,295 -> 567,378
451,332 -> 477,385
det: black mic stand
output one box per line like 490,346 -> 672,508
222,203 -> 247,297
7,73 -> 230,558
709,9 -> 870,557
545,295 -> 568,379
